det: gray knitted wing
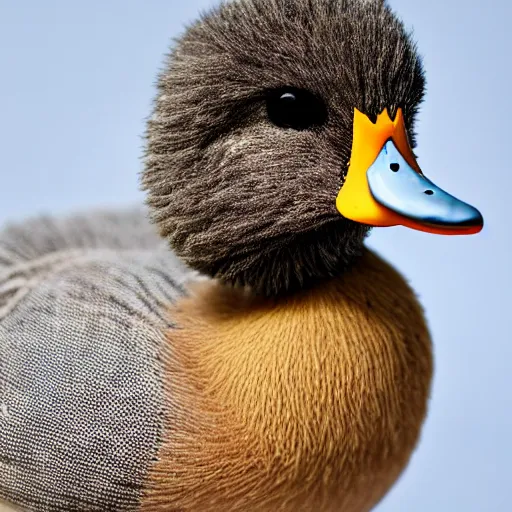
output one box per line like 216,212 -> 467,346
0,208 -> 193,512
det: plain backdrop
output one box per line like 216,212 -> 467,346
0,1 -> 510,510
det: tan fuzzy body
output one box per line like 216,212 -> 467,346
143,250 -> 433,512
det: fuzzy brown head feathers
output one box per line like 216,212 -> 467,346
143,0 -> 425,295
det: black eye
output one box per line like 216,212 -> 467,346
266,88 -> 328,131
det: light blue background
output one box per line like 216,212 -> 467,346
0,1 -> 510,510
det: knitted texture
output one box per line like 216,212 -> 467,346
0,209 -> 193,511
143,0 -> 425,295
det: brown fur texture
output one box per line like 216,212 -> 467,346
142,250 -> 432,511
142,0 -> 425,296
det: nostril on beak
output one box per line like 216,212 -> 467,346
424,190 -> 434,195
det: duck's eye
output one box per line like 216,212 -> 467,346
266,88 -> 328,131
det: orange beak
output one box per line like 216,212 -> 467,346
336,108 -> 483,235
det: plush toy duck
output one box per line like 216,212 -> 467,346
0,0 -> 482,511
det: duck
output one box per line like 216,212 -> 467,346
0,0 -> 483,511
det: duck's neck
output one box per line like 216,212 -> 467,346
148,250 -> 432,511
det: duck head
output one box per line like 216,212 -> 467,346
143,0 -> 483,296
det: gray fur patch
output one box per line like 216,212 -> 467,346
0,210 -> 192,511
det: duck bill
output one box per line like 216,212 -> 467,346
336,108 -> 483,235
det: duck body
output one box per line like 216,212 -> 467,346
1,0 -> 484,508
145,248 -> 432,512
0,210 -> 431,512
